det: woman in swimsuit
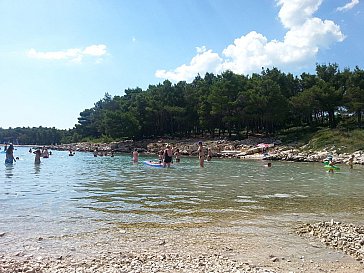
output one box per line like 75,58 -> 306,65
163,145 -> 173,167
5,144 -> 16,164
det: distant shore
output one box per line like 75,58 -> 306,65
36,136 -> 364,166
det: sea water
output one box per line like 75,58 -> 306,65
1,147 -> 363,250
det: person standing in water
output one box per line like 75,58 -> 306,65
33,148 -> 42,164
5,144 -> 16,164
197,141 -> 204,167
132,148 -> 139,163
42,147 -> 49,158
163,145 -> 173,167
174,148 -> 181,163
348,154 -> 355,169
158,150 -> 164,163
207,148 -> 212,161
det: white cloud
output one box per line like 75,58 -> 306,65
27,44 -> 107,63
337,0 -> 360,12
277,0 -> 323,28
82,44 -> 107,57
155,0 -> 345,82
155,46 -> 223,82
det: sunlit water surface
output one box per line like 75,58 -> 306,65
1,147 -> 363,242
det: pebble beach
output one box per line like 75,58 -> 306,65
1,219 -> 364,273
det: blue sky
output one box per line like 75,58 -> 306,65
0,0 -> 363,129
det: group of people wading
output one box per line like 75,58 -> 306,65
4,141 -> 213,167
133,141 -> 212,168
3,144 -> 51,165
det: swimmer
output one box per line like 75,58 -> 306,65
158,150 -> 164,163
132,148 -> 139,163
163,145 -> 173,167
328,157 -> 335,173
264,162 -> 272,167
174,148 -> 181,163
348,154 -> 355,169
207,148 -> 212,161
197,141 -> 204,167
5,144 -> 16,164
33,148 -> 42,164
42,147 -> 49,158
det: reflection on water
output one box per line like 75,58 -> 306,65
34,163 -> 41,175
1,147 -> 364,238
4,163 -> 14,178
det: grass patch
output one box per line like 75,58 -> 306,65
278,126 -> 364,153
277,126 -> 319,145
305,128 -> 364,153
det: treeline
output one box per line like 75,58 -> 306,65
72,63 -> 364,141
0,127 -> 66,145
1,63 -> 363,145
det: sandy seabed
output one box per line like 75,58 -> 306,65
1,215 -> 363,273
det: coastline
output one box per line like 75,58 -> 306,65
2,139 -> 364,272
43,137 -> 364,166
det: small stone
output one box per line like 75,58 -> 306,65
0,232 -> 5,237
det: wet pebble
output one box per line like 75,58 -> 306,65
296,220 -> 364,263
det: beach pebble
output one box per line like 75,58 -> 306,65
296,221 -> 364,263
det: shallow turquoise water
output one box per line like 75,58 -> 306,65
1,146 -> 363,239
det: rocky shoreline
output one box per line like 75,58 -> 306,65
296,221 -> 364,263
46,137 -> 364,165
0,253 -> 277,273
2,220 -> 364,273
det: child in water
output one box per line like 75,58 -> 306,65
132,148 -> 139,163
348,154 -> 355,169
174,148 -> 181,163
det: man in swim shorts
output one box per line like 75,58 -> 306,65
163,145 -> 173,167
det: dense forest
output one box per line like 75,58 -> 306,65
1,63 -> 363,145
